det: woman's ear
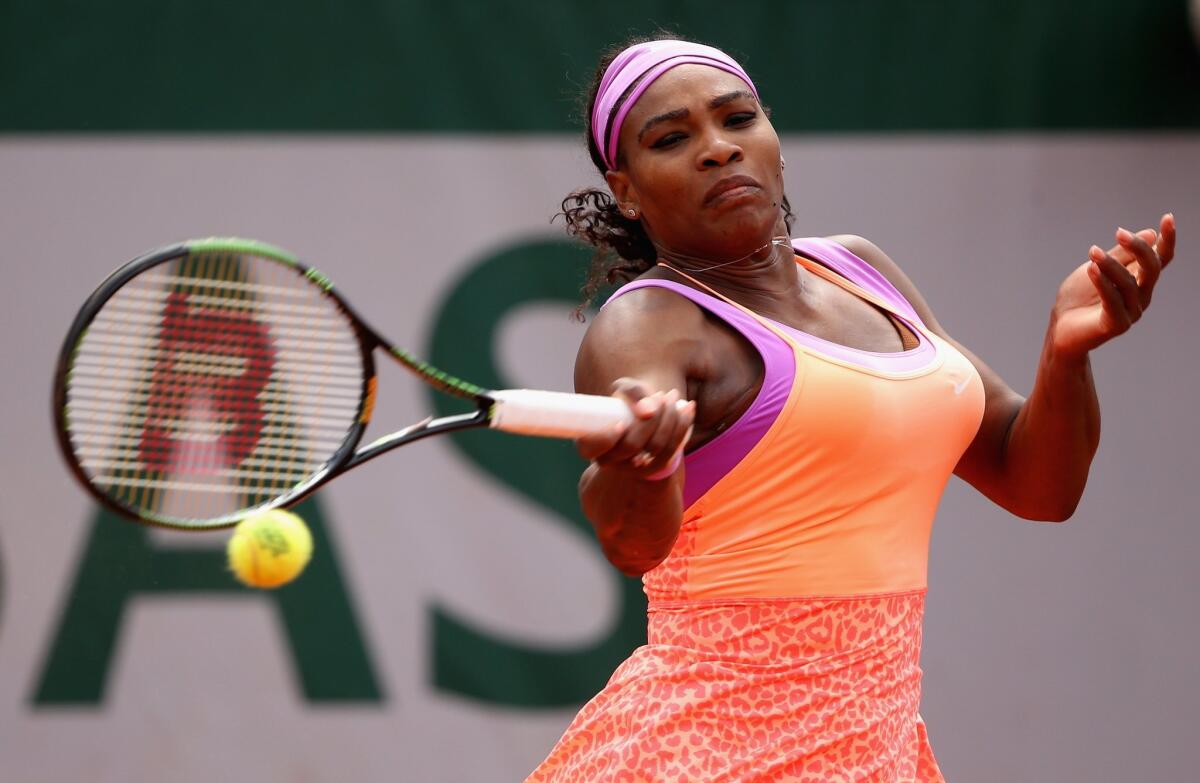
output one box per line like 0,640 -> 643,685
605,169 -> 638,215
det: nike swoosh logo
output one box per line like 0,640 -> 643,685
953,376 -> 970,395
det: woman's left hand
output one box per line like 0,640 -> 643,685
1050,212 -> 1177,359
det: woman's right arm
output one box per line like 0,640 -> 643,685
573,288 -> 702,576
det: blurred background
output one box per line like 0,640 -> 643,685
2,1 -> 1198,781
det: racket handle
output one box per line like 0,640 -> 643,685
488,389 -> 635,438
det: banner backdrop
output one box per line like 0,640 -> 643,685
1,135 -> 1198,782
4,0 -> 1198,132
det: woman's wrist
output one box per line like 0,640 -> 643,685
644,450 -> 684,481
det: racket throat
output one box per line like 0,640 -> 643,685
344,407 -> 490,470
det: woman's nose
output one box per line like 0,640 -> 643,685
697,135 -> 743,169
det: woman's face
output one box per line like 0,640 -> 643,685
606,64 -> 786,261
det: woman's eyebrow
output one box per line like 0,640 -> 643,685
636,90 -> 756,142
709,89 -> 754,109
638,107 -> 689,142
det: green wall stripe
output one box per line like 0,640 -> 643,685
3,0 -> 1198,132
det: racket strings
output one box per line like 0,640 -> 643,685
64,250 -> 365,524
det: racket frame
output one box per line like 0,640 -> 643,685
53,238 -> 494,530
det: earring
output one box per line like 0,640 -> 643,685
627,208 -> 637,218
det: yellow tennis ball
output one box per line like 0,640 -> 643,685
227,509 -> 313,589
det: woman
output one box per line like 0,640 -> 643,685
528,37 -> 1177,782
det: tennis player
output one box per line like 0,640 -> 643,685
527,37 -> 1177,782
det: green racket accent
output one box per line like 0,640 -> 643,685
388,347 -> 486,399
185,237 -> 301,267
187,238 -> 332,292
304,267 -> 334,291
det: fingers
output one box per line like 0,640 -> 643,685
574,378 -> 644,460
575,417 -> 629,461
578,381 -> 696,477
1088,245 -> 1140,332
1115,227 -> 1162,307
629,397 -> 675,467
1157,212 -> 1176,267
631,390 -> 693,472
1107,228 -> 1156,266
611,388 -> 692,470
608,385 -> 672,465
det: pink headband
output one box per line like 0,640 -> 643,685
591,40 -> 759,170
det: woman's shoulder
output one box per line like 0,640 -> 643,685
600,267 -> 704,315
586,272 -> 707,342
822,234 -> 890,271
576,270 -> 710,390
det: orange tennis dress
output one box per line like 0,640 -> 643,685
528,238 -> 985,782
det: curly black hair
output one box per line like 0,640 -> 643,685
558,33 -> 794,314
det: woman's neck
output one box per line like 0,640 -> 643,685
657,237 -> 804,307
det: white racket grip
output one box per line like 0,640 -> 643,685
488,389 -> 633,438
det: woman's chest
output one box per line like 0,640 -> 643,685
689,292 -> 922,445
757,271 -> 918,354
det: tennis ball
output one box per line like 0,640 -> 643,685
227,509 -> 313,589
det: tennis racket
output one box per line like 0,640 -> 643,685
53,237 -> 635,530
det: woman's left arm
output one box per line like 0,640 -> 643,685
833,213 -> 1177,522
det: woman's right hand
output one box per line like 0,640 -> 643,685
576,377 -> 696,481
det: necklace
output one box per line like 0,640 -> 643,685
655,236 -> 791,274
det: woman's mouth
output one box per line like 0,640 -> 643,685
703,175 -> 763,206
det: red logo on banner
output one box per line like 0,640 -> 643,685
138,292 -> 275,473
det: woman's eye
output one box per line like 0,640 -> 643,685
651,133 -> 685,149
727,112 -> 756,126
